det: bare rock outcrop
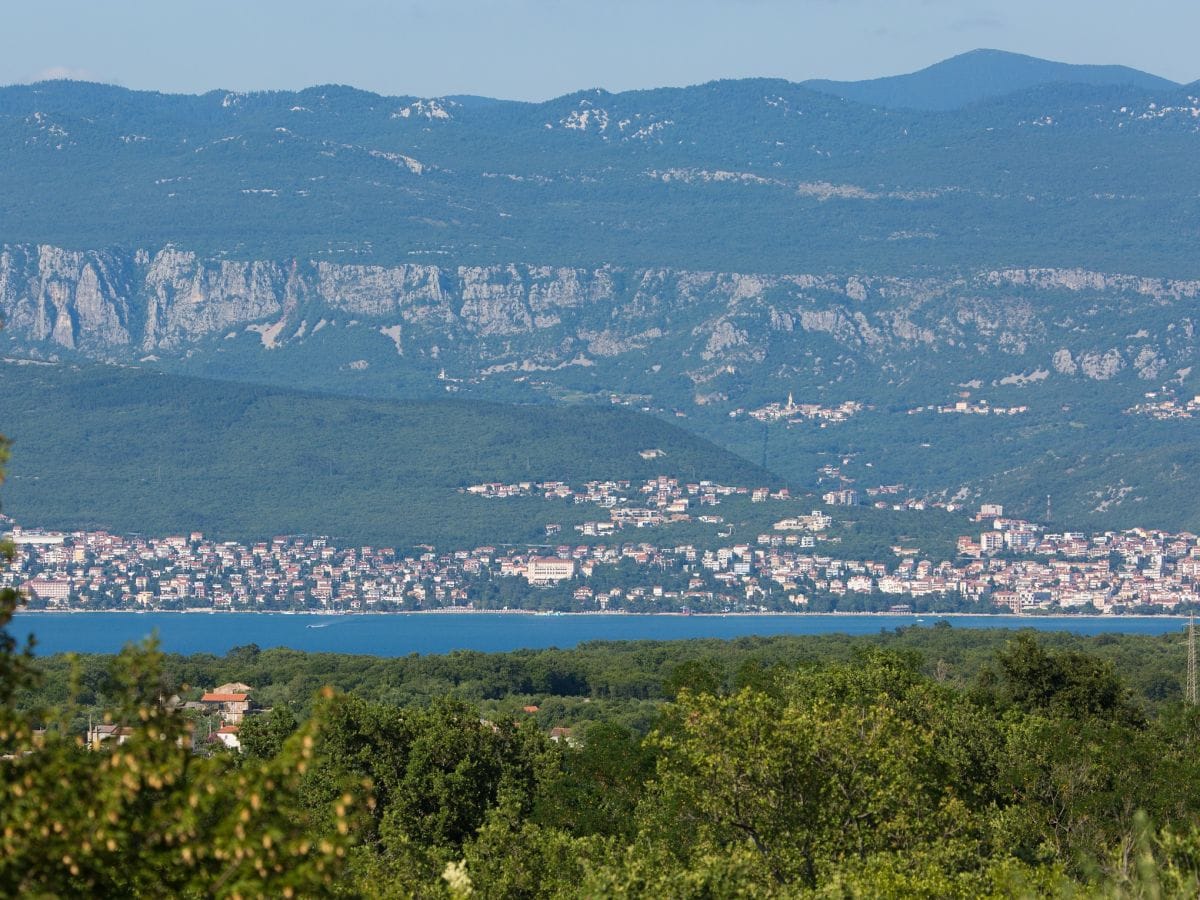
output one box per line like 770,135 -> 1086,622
1,243 -> 1196,393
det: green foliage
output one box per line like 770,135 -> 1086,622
239,705 -> 298,759
645,655 -> 985,887
0,647 -> 359,895
0,361 -> 771,548
982,633 -> 1145,726
9,558 -> 1200,896
533,721 -> 655,840
1104,814 -> 1200,899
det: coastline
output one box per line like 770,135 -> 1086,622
14,608 -> 1191,620
13,609 -> 1187,657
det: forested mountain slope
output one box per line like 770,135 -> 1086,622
0,361 -> 771,546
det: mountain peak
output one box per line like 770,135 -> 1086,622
804,48 -> 1179,111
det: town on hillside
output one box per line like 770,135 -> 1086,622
10,483 -> 1200,614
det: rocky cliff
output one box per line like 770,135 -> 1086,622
4,244 -> 1198,397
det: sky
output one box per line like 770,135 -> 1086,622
2,0 -> 1197,100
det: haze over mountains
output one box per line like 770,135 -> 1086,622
3,50 -> 1200,537
2,48 -> 1198,273
802,48 -> 1184,110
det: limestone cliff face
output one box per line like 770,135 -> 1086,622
1,244 -> 1197,386
0,246 -> 134,351
142,249 -> 288,350
315,262 -> 451,321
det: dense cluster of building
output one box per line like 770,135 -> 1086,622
1126,392 -> 1200,420
742,394 -> 863,425
907,399 -> 1028,416
466,476 -> 792,535
760,507 -> 1200,613
9,496 -> 1200,614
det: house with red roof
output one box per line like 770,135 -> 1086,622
200,687 -> 253,724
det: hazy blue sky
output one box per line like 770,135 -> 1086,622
3,0 -> 1196,99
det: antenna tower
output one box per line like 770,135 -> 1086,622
1188,612 -> 1197,706
1045,494 -> 1052,523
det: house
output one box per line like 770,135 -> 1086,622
200,689 -> 252,724
980,532 -> 1006,554
822,489 -> 860,507
211,725 -> 241,752
549,726 -> 577,746
88,723 -> 134,748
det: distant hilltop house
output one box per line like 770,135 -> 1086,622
200,683 -> 254,723
974,503 -> 1004,521
524,557 -> 576,584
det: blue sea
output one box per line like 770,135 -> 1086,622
9,612 -> 1189,657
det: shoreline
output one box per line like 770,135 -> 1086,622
14,609 -> 1191,621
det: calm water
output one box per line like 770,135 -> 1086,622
10,612 -> 1189,656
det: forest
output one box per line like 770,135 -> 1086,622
0,361 -> 774,549
6,597 -> 1200,895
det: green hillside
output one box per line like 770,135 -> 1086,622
0,361 -> 772,547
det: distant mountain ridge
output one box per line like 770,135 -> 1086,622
803,49 -> 1179,111
1,61 -> 1198,276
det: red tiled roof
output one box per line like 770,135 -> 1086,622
201,693 -> 248,702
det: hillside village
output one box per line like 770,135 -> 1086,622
10,486 -> 1200,614
741,395 -> 864,425
1126,391 -> 1200,420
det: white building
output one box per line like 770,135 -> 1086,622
525,557 -> 576,584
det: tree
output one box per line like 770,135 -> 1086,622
640,654 -> 987,889
240,704 -> 299,759
0,645 -> 362,895
533,721 -> 655,839
985,633 -> 1144,726
0,435 -> 362,895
